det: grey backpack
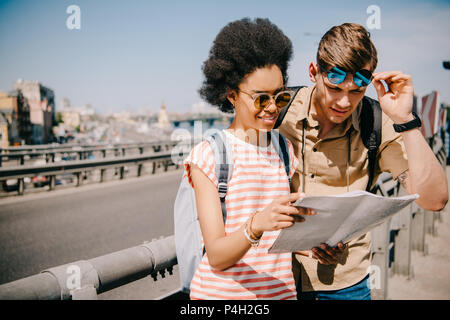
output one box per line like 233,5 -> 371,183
174,130 -> 291,294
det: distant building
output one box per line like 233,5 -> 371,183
59,103 -> 96,132
60,97 -> 71,109
157,101 -> 172,130
0,90 -> 33,146
13,79 -> 55,144
0,113 -> 8,148
61,109 -> 81,129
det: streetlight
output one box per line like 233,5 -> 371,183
443,61 -> 450,69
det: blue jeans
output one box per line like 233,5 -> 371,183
299,274 -> 371,300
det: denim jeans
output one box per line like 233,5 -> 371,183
298,274 -> 371,300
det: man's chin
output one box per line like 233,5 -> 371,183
329,115 -> 350,124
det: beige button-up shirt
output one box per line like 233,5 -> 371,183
279,85 -> 409,292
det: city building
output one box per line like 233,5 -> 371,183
0,90 -> 33,146
61,108 -> 81,129
157,101 -> 172,130
13,79 -> 55,144
0,113 -> 8,148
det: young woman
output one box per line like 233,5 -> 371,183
184,18 -> 315,300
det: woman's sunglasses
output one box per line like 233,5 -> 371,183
323,66 -> 373,87
239,89 -> 294,110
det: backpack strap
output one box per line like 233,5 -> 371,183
270,130 -> 291,184
273,85 -> 306,129
359,96 -> 382,193
206,131 -> 232,223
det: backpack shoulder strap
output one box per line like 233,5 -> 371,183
205,131 -> 233,223
203,131 -> 233,255
273,85 -> 306,129
270,130 -> 291,184
360,96 -> 382,192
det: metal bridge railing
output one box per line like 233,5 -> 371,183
0,139 -> 197,195
369,134 -> 447,300
0,139 -> 180,167
0,236 -> 177,300
0,152 -> 175,195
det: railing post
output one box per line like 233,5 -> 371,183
48,175 -> 56,191
433,211 -> 441,233
164,160 -> 169,172
370,218 -> 391,300
411,206 -> 427,255
17,178 -> 24,195
100,169 -> 106,182
392,203 -> 413,277
75,172 -> 83,187
424,209 -> 436,236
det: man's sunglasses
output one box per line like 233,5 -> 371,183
239,89 -> 294,110
323,66 -> 373,87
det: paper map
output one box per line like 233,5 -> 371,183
268,190 -> 419,253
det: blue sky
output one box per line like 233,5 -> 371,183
0,0 -> 449,114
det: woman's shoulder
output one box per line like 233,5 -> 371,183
185,139 -> 216,165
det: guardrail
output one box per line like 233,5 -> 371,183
0,236 -> 177,300
0,139 -> 198,195
0,140 -> 180,167
0,140 -> 176,153
369,134 -> 447,300
0,152 -> 175,195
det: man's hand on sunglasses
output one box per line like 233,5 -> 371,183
372,71 -> 415,125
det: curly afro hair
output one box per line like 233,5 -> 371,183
199,18 -> 293,113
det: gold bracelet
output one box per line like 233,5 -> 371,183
243,226 -> 259,247
247,211 -> 262,241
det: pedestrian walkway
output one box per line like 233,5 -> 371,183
387,166 -> 450,300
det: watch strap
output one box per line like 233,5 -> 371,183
393,112 -> 422,132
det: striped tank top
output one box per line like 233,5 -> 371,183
184,129 -> 299,300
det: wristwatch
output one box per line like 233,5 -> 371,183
393,112 -> 422,132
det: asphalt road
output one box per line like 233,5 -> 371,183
0,169 -> 183,287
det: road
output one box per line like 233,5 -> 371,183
0,169 -> 183,287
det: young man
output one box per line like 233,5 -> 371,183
278,23 -> 448,300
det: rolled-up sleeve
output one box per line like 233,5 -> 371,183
378,113 -> 409,179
